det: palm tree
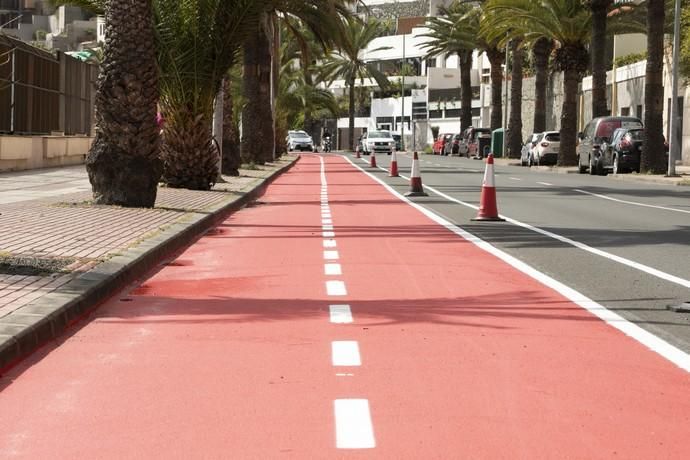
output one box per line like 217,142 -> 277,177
642,0 -> 667,173
76,0 -> 162,207
420,1 -> 477,132
321,16 -> 391,151
589,0 -> 612,118
155,0 -> 261,190
241,0 -> 353,164
531,37 -> 552,133
484,0 -> 591,166
507,39 -> 524,158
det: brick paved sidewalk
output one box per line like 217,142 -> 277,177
0,155 -> 299,371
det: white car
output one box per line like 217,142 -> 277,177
532,131 -> 560,166
361,130 -> 396,155
521,133 -> 541,166
286,130 -> 315,152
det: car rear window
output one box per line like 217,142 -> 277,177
544,133 -> 560,141
596,120 -> 642,140
628,129 -> 644,141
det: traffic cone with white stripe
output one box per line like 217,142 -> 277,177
472,153 -> 505,221
389,149 -> 399,177
405,151 -> 428,197
370,149 -> 377,168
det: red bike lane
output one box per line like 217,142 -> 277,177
1,154 -> 689,459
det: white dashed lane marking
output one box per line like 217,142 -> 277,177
325,263 -> 342,275
331,341 -> 362,366
334,399 -> 376,449
326,280 -> 347,296
323,239 -> 337,248
329,305 -> 352,323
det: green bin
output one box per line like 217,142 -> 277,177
491,128 -> 504,157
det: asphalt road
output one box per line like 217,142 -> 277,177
354,152 -> 690,354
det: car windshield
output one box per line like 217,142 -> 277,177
368,131 -> 390,138
544,133 -> 560,142
290,132 -> 309,138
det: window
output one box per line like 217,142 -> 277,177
429,110 -> 442,119
620,107 -> 630,116
426,58 -> 437,69
445,109 -> 461,118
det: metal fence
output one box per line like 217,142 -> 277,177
0,33 -> 97,136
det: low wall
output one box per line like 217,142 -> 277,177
0,135 -> 93,172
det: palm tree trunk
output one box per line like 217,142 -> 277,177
348,77 -> 356,151
459,49 -> 473,131
591,0 -> 610,118
86,0 -> 162,207
507,41 -> 524,159
486,48 -> 504,132
241,13 -> 275,165
532,38 -> 551,134
222,77 -> 241,176
162,107 -> 219,190
642,0 -> 667,173
559,68 -> 580,166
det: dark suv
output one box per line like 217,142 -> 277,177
577,116 -> 643,175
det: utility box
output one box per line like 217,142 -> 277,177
491,128 -> 504,157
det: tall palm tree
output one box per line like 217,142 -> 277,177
642,0 -> 667,173
77,0 -> 162,207
484,0 -> 591,166
507,39 -> 524,158
155,0 -> 261,190
589,0 -> 612,118
241,0 -> 353,164
531,37 -> 552,133
321,16 -> 391,151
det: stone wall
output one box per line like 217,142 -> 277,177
0,135 -> 92,172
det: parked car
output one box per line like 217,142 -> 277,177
599,128 -> 668,174
462,127 -> 491,158
286,130 -> 315,152
361,130 -> 396,155
433,133 -> 453,155
521,133 -> 542,166
448,133 -> 463,155
532,131 -> 560,166
577,116 -> 643,175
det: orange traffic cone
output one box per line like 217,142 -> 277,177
370,149 -> 377,168
405,151 -> 428,197
389,149 -> 399,177
472,153 -> 505,221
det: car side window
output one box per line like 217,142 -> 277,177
584,122 -> 594,140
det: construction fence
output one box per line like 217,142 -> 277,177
0,33 -> 97,136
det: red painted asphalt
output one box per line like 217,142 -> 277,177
1,155 -> 689,458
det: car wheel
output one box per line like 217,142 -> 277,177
588,155 -> 597,175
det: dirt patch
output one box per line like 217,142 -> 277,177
0,256 -> 76,276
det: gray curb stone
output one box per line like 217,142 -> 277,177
0,156 -> 300,373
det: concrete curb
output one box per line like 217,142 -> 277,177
0,155 -> 300,373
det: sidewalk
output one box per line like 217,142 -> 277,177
0,155 -> 299,372
491,157 -> 690,186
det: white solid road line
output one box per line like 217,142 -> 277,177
325,263 -> 342,275
575,189 -> 690,215
344,154 -> 690,373
331,341 -> 362,366
334,399 -> 376,449
329,304 -> 353,323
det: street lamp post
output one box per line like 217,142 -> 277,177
668,0 -> 681,176
401,32 -> 406,151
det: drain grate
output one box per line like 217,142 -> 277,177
0,256 -> 76,276
667,302 -> 690,313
